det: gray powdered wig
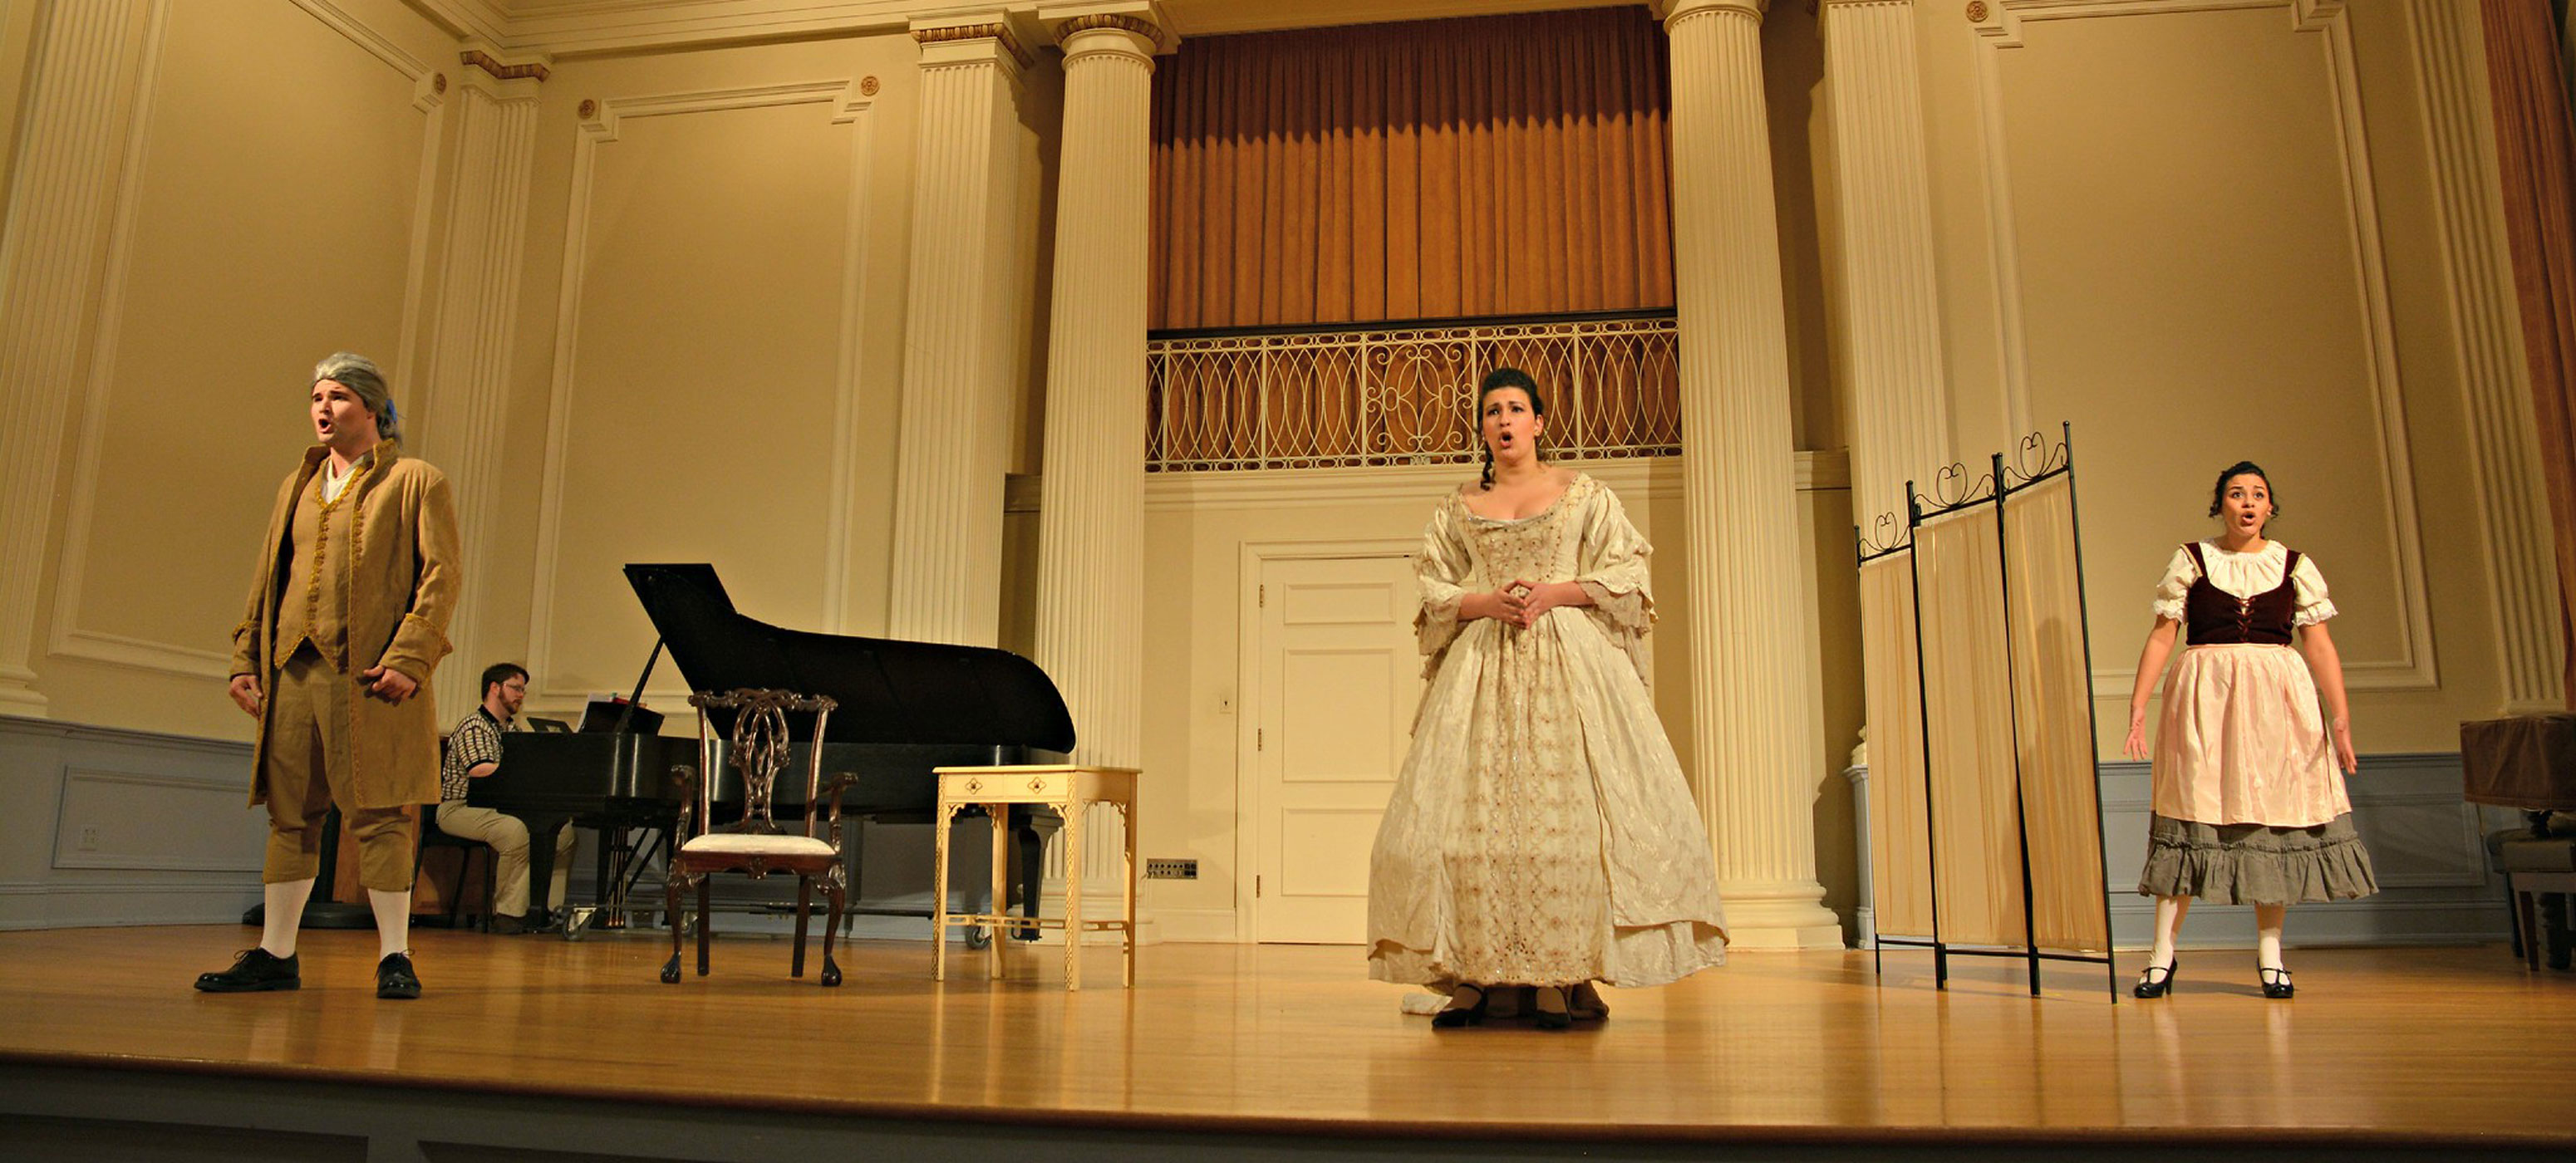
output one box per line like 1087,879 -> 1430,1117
312,352 -> 400,443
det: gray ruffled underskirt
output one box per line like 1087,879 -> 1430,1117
2136,812 -> 2379,905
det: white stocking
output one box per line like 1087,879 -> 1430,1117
370,888 -> 412,962
261,878 -> 315,957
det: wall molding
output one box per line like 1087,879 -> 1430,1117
1969,0 -> 2437,694
45,0 -> 449,683
2401,0 -> 2566,714
525,77 -> 875,706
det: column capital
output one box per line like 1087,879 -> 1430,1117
1038,2 -> 1177,56
911,11 -> 1040,71
1655,0 -> 1769,27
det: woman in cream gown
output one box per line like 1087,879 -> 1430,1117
1367,368 -> 1728,1029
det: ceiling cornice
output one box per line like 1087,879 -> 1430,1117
403,0 -> 1649,59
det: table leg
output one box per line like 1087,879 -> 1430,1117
933,801 -> 953,983
1064,800 -> 1084,992
1121,799 -> 1136,989
989,805 -> 1009,981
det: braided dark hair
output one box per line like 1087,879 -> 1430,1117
1475,366 -> 1546,490
2206,460 -> 2281,520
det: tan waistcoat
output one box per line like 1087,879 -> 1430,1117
273,467 -> 362,671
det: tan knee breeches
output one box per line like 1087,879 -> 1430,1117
260,645 -> 415,891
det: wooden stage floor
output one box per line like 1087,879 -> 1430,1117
0,925 -> 2570,1156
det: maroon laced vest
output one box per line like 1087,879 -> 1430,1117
2180,542 -> 2301,647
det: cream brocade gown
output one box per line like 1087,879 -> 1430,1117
1367,474 -> 1728,989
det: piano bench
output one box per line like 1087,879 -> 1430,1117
932,764 -> 1139,990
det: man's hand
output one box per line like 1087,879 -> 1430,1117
361,665 -> 418,704
228,674 -> 263,718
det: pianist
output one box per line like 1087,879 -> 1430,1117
198,353 -> 460,1001
437,663 -> 578,935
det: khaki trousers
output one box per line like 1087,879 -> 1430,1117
261,645 -> 415,891
435,802 -> 576,916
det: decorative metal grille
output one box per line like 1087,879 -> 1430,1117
1146,314 -> 1681,472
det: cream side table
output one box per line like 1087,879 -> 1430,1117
932,764 -> 1138,989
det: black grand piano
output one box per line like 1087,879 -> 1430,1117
469,562 -> 1073,934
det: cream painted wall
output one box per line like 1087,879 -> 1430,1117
20,0 -> 455,741
490,34 -> 923,723
1904,0 -> 2544,755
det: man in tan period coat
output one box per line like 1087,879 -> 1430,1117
196,352 -> 461,1000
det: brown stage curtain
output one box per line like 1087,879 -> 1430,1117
1149,7 -> 1675,331
2480,0 -> 2576,708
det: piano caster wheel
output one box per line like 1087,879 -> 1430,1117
966,926 -> 991,950
820,958 -> 842,988
660,954 -> 681,984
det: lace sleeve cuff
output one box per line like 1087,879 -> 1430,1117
2292,598 -> 2338,628
1415,591 -> 1464,677
1577,579 -> 1654,634
2151,596 -> 2185,622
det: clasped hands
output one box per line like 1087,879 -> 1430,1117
1469,579 -> 1575,629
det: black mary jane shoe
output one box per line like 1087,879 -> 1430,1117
1430,984 -> 1487,1028
2259,966 -> 2294,999
2132,958 -> 2179,999
376,952 -> 422,1000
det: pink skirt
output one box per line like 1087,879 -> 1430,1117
2151,644 -> 2348,827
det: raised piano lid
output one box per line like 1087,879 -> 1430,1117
622,563 -> 1077,753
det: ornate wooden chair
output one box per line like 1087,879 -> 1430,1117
660,689 -> 854,986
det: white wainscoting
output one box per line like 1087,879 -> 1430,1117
0,715 -> 265,930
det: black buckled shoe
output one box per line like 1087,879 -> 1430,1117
2259,966 -> 2294,999
2132,958 -> 2179,999
194,948 -> 300,993
376,952 -> 422,1000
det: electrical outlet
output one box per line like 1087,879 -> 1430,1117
1144,858 -> 1198,881
75,825 -> 101,851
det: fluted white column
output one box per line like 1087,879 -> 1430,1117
417,52 -> 546,717
1659,0 -> 1843,948
1819,0 -> 1950,521
0,1 -> 154,716
888,16 -> 1034,647
2405,0 -> 2565,713
1032,4 -> 1167,771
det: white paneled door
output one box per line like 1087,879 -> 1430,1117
1249,552 -> 1420,945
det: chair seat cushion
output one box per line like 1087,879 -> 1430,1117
681,833 -> 835,858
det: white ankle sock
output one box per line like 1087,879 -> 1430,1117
261,879 -> 315,957
370,888 -> 411,961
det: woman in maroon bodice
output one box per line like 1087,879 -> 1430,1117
2120,462 -> 2377,999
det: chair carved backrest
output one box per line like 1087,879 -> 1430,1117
678,688 -> 838,843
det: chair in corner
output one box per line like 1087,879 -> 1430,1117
661,689 -> 855,986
